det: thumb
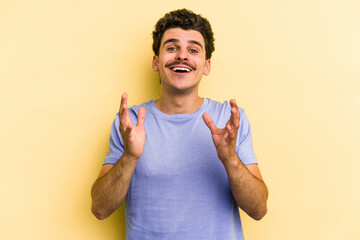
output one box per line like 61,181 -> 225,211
202,113 -> 218,133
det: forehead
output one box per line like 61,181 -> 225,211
161,28 -> 205,46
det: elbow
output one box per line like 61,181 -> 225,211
91,188 -> 111,220
91,199 -> 122,220
252,185 -> 269,221
91,204 -> 109,220
245,196 -> 268,220
251,205 -> 267,221
91,191 -> 124,220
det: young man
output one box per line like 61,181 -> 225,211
91,9 -> 268,239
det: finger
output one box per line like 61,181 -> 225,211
230,107 -> 240,128
226,123 -> 236,140
119,92 -> 128,113
119,93 -> 132,136
202,113 -> 218,132
229,99 -> 237,108
136,107 -> 146,127
119,93 -> 130,125
229,99 -> 240,128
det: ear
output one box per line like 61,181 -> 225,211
203,59 -> 211,76
152,55 -> 159,72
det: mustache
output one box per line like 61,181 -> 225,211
165,61 -> 196,71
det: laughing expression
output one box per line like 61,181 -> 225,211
152,28 -> 211,94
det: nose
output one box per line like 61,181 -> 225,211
176,49 -> 189,61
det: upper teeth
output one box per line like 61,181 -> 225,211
172,67 -> 191,72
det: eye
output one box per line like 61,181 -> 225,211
189,49 -> 198,54
168,47 -> 177,51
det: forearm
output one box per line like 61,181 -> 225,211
91,154 -> 137,220
222,156 -> 268,220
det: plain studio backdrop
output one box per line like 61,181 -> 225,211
1,0 -> 359,239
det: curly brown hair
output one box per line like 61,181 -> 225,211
152,9 -> 215,60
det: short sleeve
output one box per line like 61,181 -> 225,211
103,113 -> 125,165
236,109 -> 258,165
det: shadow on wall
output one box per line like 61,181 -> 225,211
88,54 -> 160,239
104,60 -> 160,239
105,203 -> 127,239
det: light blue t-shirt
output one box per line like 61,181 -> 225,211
104,98 -> 258,240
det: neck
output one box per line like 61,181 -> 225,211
156,91 -> 203,114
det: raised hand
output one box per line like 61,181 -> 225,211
202,99 -> 240,163
119,93 -> 146,161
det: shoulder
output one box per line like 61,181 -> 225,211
204,98 -> 250,128
111,100 -> 155,127
205,98 -> 245,116
129,100 -> 155,114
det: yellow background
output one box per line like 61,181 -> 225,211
1,0 -> 359,239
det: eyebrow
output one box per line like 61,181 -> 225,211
163,38 -> 204,49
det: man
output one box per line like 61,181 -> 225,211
91,9 -> 268,239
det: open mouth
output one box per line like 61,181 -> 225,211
170,67 -> 192,73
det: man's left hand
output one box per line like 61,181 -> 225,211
202,99 -> 240,163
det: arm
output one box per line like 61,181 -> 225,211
91,93 -> 146,220
222,158 -> 268,220
202,100 -> 268,220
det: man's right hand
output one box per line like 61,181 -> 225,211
119,92 -> 146,161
